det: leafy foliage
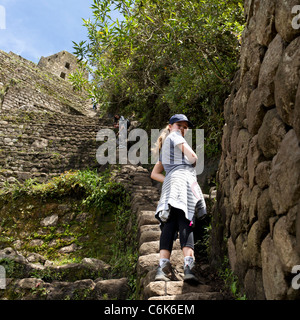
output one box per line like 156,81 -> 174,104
72,0 -> 244,157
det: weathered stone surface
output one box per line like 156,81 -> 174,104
213,0 -> 300,301
148,292 -> 224,300
139,241 -> 160,256
273,216 -> 300,272
235,233 -> 248,280
255,0 -> 276,46
139,225 -> 161,247
0,247 -> 27,264
236,129 -> 251,178
137,253 -> 160,276
227,237 -> 237,272
58,243 -> 78,254
246,221 -> 262,267
94,278 -> 129,300
270,130 -> 300,214
275,0 -> 300,42
257,188 -> 275,237
248,185 -> 262,224
232,178 -> 247,214
247,135 -> 262,188
255,161 -> 271,189
257,108 -> 286,159
244,268 -> 266,300
294,82 -> 300,141
138,211 -> 158,229
261,234 -> 288,300
144,281 -> 213,299
274,36 -> 300,127
246,89 -> 266,135
81,258 -> 111,272
257,34 -> 285,107
40,214 -> 59,227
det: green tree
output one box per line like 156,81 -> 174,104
72,0 -> 244,157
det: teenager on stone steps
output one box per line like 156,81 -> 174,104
151,114 -> 207,283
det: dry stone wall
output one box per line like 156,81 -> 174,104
212,0 -> 300,300
38,51 -> 89,81
0,50 -> 110,185
0,50 -> 90,115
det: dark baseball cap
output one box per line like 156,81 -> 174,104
169,114 -> 194,128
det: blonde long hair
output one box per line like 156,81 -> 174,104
152,125 -> 170,159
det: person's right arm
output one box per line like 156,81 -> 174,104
151,161 -> 165,183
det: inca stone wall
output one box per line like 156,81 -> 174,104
0,50 -> 109,185
212,0 -> 300,300
38,50 -> 89,81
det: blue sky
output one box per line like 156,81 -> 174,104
0,0 -> 121,64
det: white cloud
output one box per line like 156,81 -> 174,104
0,29 -> 48,63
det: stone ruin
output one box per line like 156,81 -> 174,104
0,49 -> 109,185
38,50 -> 89,81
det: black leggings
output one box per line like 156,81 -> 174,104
159,206 -> 194,253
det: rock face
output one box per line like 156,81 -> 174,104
212,0 -> 300,300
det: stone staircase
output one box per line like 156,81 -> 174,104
114,165 -> 229,300
0,105 -> 112,185
0,49 -> 229,300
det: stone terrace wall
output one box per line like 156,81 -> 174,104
212,0 -> 300,300
0,50 -> 110,185
0,106 -> 110,184
0,50 -> 90,115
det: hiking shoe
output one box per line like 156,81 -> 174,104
155,261 -> 177,282
184,265 -> 199,284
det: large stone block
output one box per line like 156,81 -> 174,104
255,161 -> 271,189
294,81 -> 300,141
257,188 -> 275,237
275,0 -> 300,42
255,0 -> 277,46
257,108 -> 286,159
247,135 -> 263,188
236,129 -> 251,178
270,130 -> 300,214
257,34 -> 285,107
244,268 -> 266,300
273,216 -> 300,272
232,178 -> 247,214
274,36 -> 300,127
246,89 -> 265,135
261,234 -> 287,300
246,221 -> 262,267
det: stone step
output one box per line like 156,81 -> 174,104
137,210 -> 159,229
138,225 -> 161,247
137,250 -> 185,277
3,277 -> 130,300
139,239 -> 181,256
148,292 -> 224,300
143,280 -> 214,300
